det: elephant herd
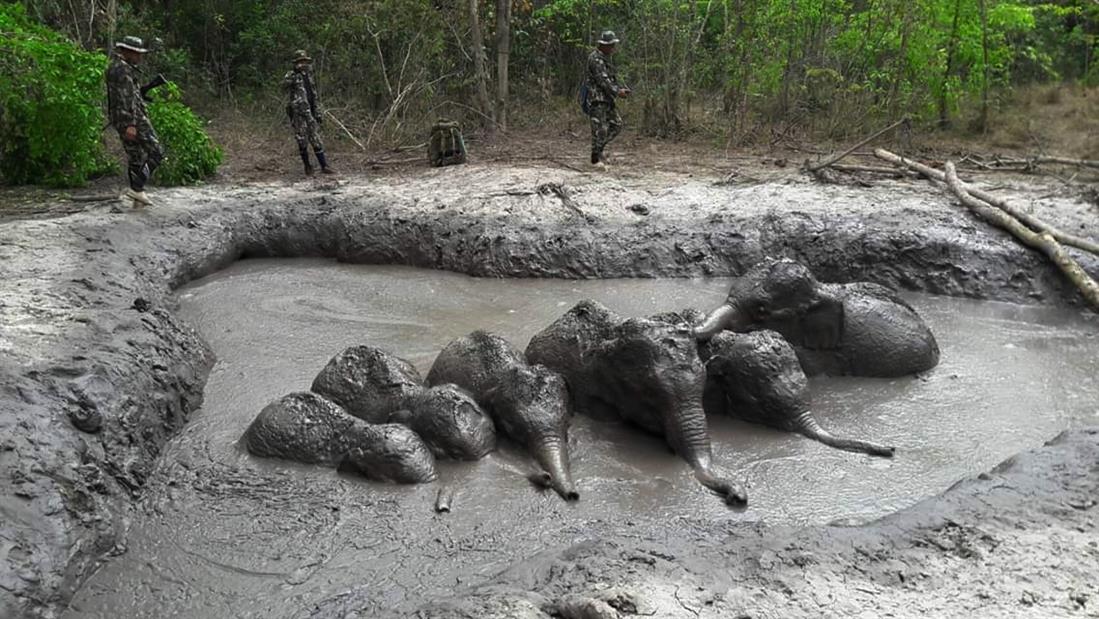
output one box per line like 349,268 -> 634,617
241,258 -> 940,509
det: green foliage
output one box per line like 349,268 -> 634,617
147,82 -> 223,185
11,0 -> 1099,149
0,3 -> 111,186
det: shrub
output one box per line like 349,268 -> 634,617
147,82 -> 223,185
0,3 -> 112,186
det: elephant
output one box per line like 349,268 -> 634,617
311,345 -> 424,423
389,384 -> 497,461
694,258 -> 940,378
241,391 -> 438,484
426,330 -> 579,501
527,301 -> 747,506
702,330 -> 894,457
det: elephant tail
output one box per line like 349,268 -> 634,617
533,436 -> 579,502
792,411 -> 895,457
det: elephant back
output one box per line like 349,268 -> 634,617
311,345 -> 424,423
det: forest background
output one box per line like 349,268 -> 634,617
3,0 -> 1098,185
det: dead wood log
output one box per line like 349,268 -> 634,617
989,156 -> 1099,170
830,164 -> 911,177
806,118 -> 908,173
66,194 -> 116,202
874,148 -> 1099,256
942,162 -> 1099,311
537,182 -> 591,221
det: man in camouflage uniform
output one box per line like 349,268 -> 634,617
284,50 -> 334,175
107,36 -> 163,207
585,30 -> 630,169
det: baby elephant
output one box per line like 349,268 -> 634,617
242,392 -> 438,484
426,330 -> 579,502
312,345 -> 497,463
311,345 -> 424,423
527,301 -> 747,506
390,384 -> 497,461
703,331 -> 894,457
695,258 -> 939,377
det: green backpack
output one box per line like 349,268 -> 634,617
428,119 -> 467,167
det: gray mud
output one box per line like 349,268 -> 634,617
1,164 -> 1096,618
65,260 -> 1099,618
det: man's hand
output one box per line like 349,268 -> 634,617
617,87 -> 631,98
124,126 -> 137,141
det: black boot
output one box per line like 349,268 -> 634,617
591,151 -> 600,164
315,149 -> 335,174
299,147 -> 314,176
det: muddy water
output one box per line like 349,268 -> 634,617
66,259 -> 1099,618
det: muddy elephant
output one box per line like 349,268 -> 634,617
390,384 -> 497,461
242,391 -> 438,483
694,258 -> 939,377
311,345 -> 424,423
527,301 -> 747,506
702,330 -> 894,456
426,330 -> 579,501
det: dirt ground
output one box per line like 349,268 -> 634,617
1,106 -> 1097,618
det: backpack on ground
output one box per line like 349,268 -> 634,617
428,119 -> 467,167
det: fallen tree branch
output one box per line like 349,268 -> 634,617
66,194 -> 116,202
807,118 -> 908,173
537,182 -> 591,221
829,164 -> 911,177
323,110 -> 366,151
942,162 -> 1099,311
874,148 -> 1099,256
989,155 -> 1099,170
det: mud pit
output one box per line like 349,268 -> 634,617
63,260 -> 1099,618
1,163 -> 1097,618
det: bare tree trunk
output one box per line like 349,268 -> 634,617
939,0 -> 962,127
889,4 -> 913,119
495,0 -> 512,132
467,0 -> 495,133
977,0 -> 990,133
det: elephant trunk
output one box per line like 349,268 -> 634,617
791,411 -> 895,457
693,303 -> 749,341
667,404 -> 748,505
533,436 -> 579,501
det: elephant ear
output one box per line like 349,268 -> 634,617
797,296 -> 845,350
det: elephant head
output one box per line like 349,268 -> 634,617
590,317 -> 747,505
703,331 -> 894,457
693,258 -> 844,348
427,330 -> 579,502
243,391 -> 438,484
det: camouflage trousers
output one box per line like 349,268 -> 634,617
120,120 -> 163,191
589,102 -> 622,157
291,111 -> 325,153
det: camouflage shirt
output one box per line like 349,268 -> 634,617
586,49 -> 621,105
283,67 -> 318,119
106,56 -> 148,132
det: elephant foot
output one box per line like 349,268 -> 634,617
694,468 -> 748,506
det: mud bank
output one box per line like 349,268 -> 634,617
0,164 -> 1096,618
